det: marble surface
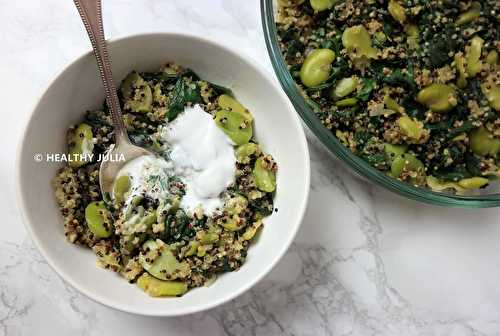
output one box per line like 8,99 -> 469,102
1,1 -> 500,335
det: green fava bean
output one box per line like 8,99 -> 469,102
121,72 -> 153,113
68,123 -> 94,168
221,217 -> 246,232
113,175 -> 131,203
384,143 -> 408,162
458,177 -> 489,190
199,232 -> 219,244
405,24 -> 419,49
388,1 -> 406,24
391,153 -> 425,182
481,83 -> 500,112
426,176 -> 465,193
384,95 -> 404,113
253,156 -> 277,192
137,273 -> 188,297
335,97 -> 358,107
332,77 -> 358,99
184,241 -> 199,257
456,3 -> 481,26
310,0 -> 337,11
454,53 -> 468,88
235,143 -> 260,164
486,51 -> 498,65
300,49 -> 336,88
466,36 -> 484,77
225,195 -> 248,216
141,210 -> 157,227
85,201 -> 113,238
217,94 -> 253,122
397,116 -> 425,140
139,240 -> 189,280
416,84 -> 457,113
342,26 -> 378,60
242,220 -> 263,241
220,195 -> 248,231
469,127 -> 500,157
374,31 -> 387,45
215,109 -> 253,145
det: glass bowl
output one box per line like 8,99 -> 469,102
260,0 -> 500,208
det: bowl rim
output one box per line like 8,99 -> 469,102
15,31 -> 311,316
260,0 -> 500,208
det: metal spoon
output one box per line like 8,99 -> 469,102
73,0 -> 152,198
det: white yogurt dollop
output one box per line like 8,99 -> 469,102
162,104 -> 236,215
116,105 -> 236,216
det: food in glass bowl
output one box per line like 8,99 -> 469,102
275,0 -> 499,194
53,63 -> 277,297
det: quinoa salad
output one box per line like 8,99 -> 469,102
53,63 -> 278,297
277,0 -> 499,193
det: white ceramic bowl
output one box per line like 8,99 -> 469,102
16,33 -> 310,316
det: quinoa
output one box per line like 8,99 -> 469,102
277,0 -> 500,191
53,63 -> 277,297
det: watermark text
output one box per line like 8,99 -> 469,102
33,153 -> 125,163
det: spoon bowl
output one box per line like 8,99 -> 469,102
99,138 -> 153,197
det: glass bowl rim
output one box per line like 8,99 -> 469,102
260,0 -> 500,208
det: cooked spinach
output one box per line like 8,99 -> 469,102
433,166 -> 471,182
427,27 -> 457,69
357,78 -> 376,102
167,78 -> 202,121
380,69 -> 417,93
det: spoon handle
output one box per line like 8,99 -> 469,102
73,0 -> 128,145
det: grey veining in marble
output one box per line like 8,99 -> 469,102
2,1 -> 500,335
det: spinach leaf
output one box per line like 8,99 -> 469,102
185,83 -> 202,103
427,28 -> 457,69
305,82 -> 334,92
433,166 -> 471,181
248,193 -> 274,217
321,35 -> 343,55
182,68 -> 201,81
449,121 -> 474,138
425,120 -> 452,133
129,131 -> 152,147
382,22 -> 394,39
426,120 -> 474,140
279,26 -> 299,42
167,78 -> 202,121
354,131 -> 371,151
163,209 -> 193,242
279,26 -> 305,60
402,96 -> 426,120
85,111 -> 110,127
357,78 -> 376,102
465,154 -> 482,177
180,67 -> 232,98
361,153 -> 386,166
141,71 -> 178,84
289,64 -> 302,80
382,68 -> 417,92
210,82 -> 234,97
286,40 -> 305,59
330,57 -> 349,79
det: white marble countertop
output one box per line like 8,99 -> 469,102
1,1 -> 500,335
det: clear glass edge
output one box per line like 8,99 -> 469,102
260,0 -> 500,208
